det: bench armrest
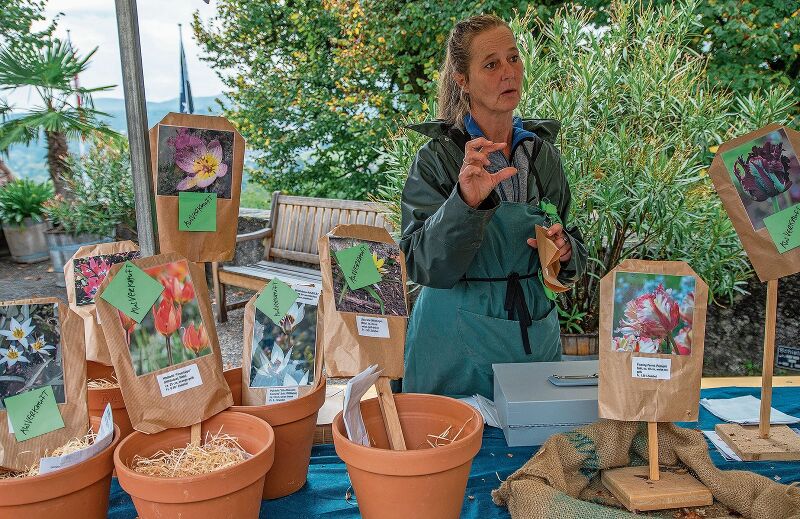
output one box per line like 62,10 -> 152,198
236,227 -> 273,243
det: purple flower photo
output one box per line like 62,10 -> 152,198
156,125 -> 235,199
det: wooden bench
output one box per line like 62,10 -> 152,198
211,191 -> 391,322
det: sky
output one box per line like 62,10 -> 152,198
7,0 -> 226,109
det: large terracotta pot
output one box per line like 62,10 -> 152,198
114,411 -> 275,519
333,393 -> 483,519
86,361 -> 133,439
230,373 -> 327,498
0,417 -> 121,519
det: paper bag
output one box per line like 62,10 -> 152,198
318,224 -> 408,378
709,124 -> 800,281
535,225 -> 570,293
0,298 -> 88,471
150,113 -> 244,263
64,240 -> 140,365
240,281 -> 324,406
598,260 -> 708,423
95,252 -> 232,434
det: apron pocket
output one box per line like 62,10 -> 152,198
456,305 -> 560,377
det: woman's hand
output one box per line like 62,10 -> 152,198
527,223 -> 572,263
458,137 -> 517,208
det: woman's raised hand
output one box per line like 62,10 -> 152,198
458,137 -> 518,208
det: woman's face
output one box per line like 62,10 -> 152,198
456,26 -> 523,116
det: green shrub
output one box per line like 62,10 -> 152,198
376,0 -> 797,333
0,178 -> 54,224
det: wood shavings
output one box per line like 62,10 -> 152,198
87,376 -> 119,389
0,429 -> 98,479
130,429 -> 248,478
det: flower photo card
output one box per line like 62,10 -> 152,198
149,113 -> 244,263
73,251 -> 141,307
598,260 -> 708,423
709,124 -> 800,281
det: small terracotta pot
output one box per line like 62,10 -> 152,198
333,393 -> 483,519
114,411 -> 275,519
230,374 -> 327,499
223,366 -> 243,406
86,361 -> 133,439
0,417 -> 121,519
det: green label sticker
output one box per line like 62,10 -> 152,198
178,192 -> 217,232
764,203 -> 800,254
4,386 -> 65,442
256,278 -> 299,325
334,244 -> 382,290
99,261 -> 164,323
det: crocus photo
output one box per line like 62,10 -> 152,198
73,251 -> 141,306
156,125 -> 234,199
122,260 -> 212,376
722,128 -> 800,231
249,302 -> 316,388
329,237 -> 408,316
611,273 -> 695,356
0,303 -> 64,409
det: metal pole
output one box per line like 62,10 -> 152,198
115,0 -> 158,257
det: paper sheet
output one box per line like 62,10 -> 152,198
343,365 -> 382,446
702,430 -> 742,462
459,395 -> 501,428
700,395 -> 800,425
38,404 -> 115,475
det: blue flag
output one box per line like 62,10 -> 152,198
178,25 -> 194,114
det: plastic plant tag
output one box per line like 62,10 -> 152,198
99,261 -> 164,323
256,278 -> 299,325
4,386 -> 65,442
178,192 -> 217,232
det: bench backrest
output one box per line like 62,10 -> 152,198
267,191 -> 391,265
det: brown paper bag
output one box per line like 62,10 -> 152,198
95,252 -> 232,434
149,113 -> 245,263
318,224 -> 407,378
597,260 -> 708,423
63,240 -> 140,365
535,225 -> 570,293
709,124 -> 800,281
240,281 -> 324,406
0,298 -> 88,471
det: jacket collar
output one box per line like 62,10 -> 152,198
407,116 -> 561,146
463,114 -> 537,151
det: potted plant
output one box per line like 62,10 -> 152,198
0,179 -> 54,263
42,137 -> 136,279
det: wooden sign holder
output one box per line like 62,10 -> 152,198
715,279 -> 800,461
602,422 -> 713,512
374,377 -> 406,450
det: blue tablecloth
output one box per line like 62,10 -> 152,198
107,386 -> 800,518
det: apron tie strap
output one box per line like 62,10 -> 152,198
504,272 -> 533,355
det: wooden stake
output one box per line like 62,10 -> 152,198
374,377 -> 406,451
191,422 -> 201,446
759,279 -> 778,439
648,422 -> 659,481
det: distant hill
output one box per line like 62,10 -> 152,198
3,95 -> 226,181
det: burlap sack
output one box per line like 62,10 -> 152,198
709,124 -> 800,282
318,224 -> 407,378
149,113 -> 244,263
95,252 -> 232,434
63,240 -> 140,365
598,260 -> 708,423
0,298 -> 88,471
492,420 -> 800,519
240,283 -> 324,406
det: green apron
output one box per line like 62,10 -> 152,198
403,201 -> 561,399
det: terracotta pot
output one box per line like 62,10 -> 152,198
223,366 -> 243,406
114,411 -> 275,519
230,375 -> 327,499
86,361 -> 133,439
333,393 -> 483,519
0,417 -> 120,519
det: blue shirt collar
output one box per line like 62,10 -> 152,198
463,113 -> 537,151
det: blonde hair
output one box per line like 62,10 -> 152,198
437,14 -> 510,128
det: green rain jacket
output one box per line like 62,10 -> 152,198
399,117 -> 588,398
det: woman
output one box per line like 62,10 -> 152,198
400,14 -> 587,399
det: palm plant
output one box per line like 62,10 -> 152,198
0,38 -> 118,194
